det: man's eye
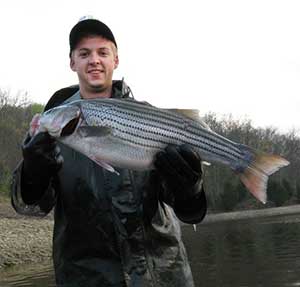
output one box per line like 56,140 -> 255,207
99,51 -> 109,57
79,52 -> 88,57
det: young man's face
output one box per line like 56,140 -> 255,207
70,36 -> 119,97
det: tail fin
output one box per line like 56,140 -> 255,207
239,153 -> 289,204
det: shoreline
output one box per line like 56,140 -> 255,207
202,204 -> 300,224
1,200 -> 300,269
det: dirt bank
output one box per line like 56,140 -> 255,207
0,201 -> 53,268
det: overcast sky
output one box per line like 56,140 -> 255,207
1,0 -> 299,134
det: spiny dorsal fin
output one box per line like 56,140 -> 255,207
169,109 -> 199,120
168,109 -> 211,130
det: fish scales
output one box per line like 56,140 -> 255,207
107,116 -> 240,162
84,101 -> 239,154
83,101 -> 246,162
86,107 -> 234,160
90,110 -> 243,164
100,100 -> 234,148
84,104 -> 187,149
97,98 -> 242,155
108,101 -> 244,158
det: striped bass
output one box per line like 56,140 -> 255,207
29,98 -> 289,204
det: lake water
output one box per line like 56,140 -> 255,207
1,213 -> 300,287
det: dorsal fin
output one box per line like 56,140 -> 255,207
169,109 -> 200,121
168,108 -> 211,131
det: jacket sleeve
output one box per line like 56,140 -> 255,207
10,85 -> 79,216
156,173 -> 207,225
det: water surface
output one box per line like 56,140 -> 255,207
0,262 -> 55,286
184,214 -> 300,287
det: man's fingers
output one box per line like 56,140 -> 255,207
164,146 -> 196,181
154,151 -> 178,178
179,145 -> 202,174
155,146 -> 198,185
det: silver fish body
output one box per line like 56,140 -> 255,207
31,98 -> 289,203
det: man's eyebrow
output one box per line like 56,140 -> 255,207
77,47 -> 111,53
98,47 -> 110,51
78,48 -> 89,52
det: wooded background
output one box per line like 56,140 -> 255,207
1,89 -> 299,212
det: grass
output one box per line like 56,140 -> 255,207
0,193 -> 10,203
0,183 -> 10,203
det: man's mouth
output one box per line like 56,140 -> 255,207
88,69 -> 104,74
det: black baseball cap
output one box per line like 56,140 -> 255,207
69,17 -> 117,54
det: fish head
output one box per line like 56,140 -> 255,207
34,105 -> 82,138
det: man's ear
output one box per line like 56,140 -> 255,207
70,55 -> 76,71
114,54 -> 119,69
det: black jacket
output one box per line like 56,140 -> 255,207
11,81 -> 207,287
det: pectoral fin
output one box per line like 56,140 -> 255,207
90,155 -> 120,175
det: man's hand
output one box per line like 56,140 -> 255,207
22,132 -> 63,182
154,144 -> 203,203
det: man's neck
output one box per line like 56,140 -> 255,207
80,86 -> 113,99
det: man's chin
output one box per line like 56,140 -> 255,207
89,84 -> 106,93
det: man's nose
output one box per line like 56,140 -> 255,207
89,52 -> 100,64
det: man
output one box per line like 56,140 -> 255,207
12,17 -> 207,287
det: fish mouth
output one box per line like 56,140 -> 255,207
61,116 -> 81,137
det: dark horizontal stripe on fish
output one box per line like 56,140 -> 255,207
99,102 -> 243,157
113,125 -> 240,163
100,113 -> 244,163
83,109 -> 244,162
83,99 -> 242,156
75,100 -> 245,163
94,107 -> 245,161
